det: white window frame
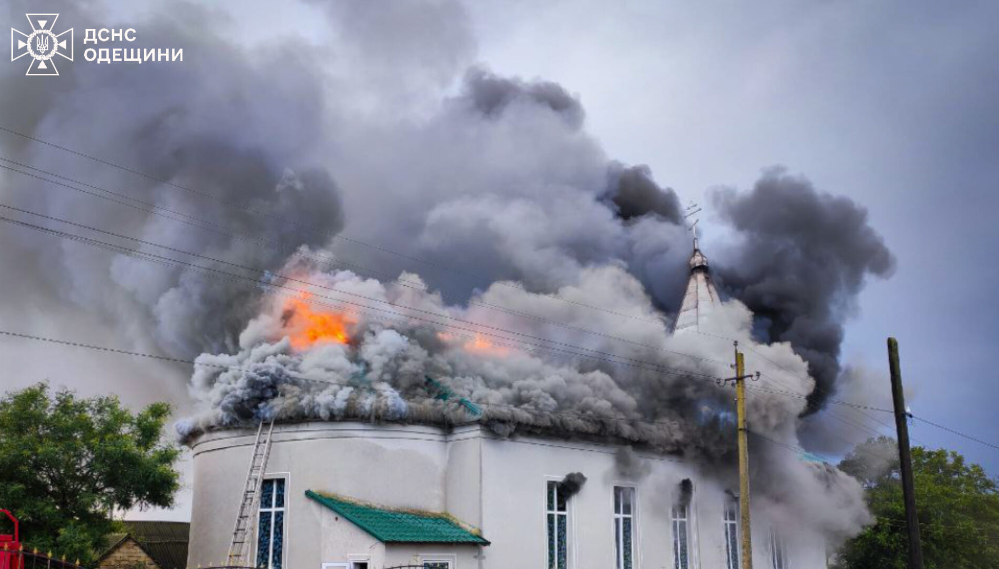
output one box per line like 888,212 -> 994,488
418,553 -> 456,569
254,473 -> 289,569
545,479 -> 571,569
321,563 -> 366,569
613,486 -> 637,569
723,496 -> 740,569
671,501 -> 692,569
769,528 -> 791,569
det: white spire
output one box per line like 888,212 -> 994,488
673,204 -> 719,334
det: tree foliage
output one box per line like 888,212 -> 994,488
0,383 -> 180,563
836,436 -> 999,569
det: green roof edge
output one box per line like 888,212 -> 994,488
305,490 -> 490,545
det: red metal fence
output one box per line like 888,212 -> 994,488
0,511 -> 85,569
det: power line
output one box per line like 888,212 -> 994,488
0,329 -> 717,434
0,162 -> 728,371
911,416 -> 999,452
0,149 -> 900,436
691,329 -> 906,444
0,211 -> 733,384
747,430 -> 834,463
0,132 -> 908,434
0,209 -> 904,420
0,129 -> 662,325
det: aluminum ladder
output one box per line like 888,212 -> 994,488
227,419 -> 275,566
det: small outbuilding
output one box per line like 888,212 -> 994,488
98,521 -> 190,569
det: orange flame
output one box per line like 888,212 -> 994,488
284,295 -> 353,350
437,331 -> 510,356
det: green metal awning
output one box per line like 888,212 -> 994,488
306,490 -> 490,545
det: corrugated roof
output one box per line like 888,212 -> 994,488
99,521 -> 189,569
305,490 -> 489,545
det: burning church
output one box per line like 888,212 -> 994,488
0,3 -> 896,566
181,238 -> 859,569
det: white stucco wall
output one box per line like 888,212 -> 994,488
187,422 -> 828,569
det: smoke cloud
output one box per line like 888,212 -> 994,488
557,472 -> 588,499
604,163 -> 683,224
710,168 -> 896,411
0,1 -> 343,358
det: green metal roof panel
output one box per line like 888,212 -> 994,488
305,490 -> 489,545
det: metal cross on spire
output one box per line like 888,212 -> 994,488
684,201 -> 702,250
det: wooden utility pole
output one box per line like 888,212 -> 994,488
888,337 -> 923,569
735,347 -> 754,569
721,343 -> 757,569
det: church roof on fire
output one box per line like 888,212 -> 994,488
305,490 -> 490,545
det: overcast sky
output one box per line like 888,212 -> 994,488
2,0 -> 997,522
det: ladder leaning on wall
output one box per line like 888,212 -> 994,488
227,419 -> 276,566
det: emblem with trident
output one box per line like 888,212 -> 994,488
35,34 -> 49,54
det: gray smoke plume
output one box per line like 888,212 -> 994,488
614,447 -> 653,480
710,168 -> 896,411
463,67 -> 585,130
0,1 -> 343,357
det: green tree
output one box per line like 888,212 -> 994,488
836,436 -> 999,569
0,383 -> 180,564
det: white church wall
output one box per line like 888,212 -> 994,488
444,427 -> 483,528
188,423 -> 452,568
382,545 -> 482,569
311,499 -> 385,569
477,433 -> 698,569
188,422 -> 829,569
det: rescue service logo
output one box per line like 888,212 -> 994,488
10,14 -> 74,76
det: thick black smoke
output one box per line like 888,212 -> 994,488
604,163 -> 683,223
677,478 -> 693,507
557,472 -> 588,499
711,168 -> 896,411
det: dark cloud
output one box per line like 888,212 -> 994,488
463,67 -> 585,129
711,168 -> 896,411
604,163 -> 683,223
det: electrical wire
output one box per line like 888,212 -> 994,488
0,329 -> 705,433
0,130 -> 923,453
0,161 -> 730,371
0,211 -> 734,384
0,207 -> 908,417
0,149 -> 901,439
911,416 -> 999,452
691,329 -> 908,451
0,130 -> 662,325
